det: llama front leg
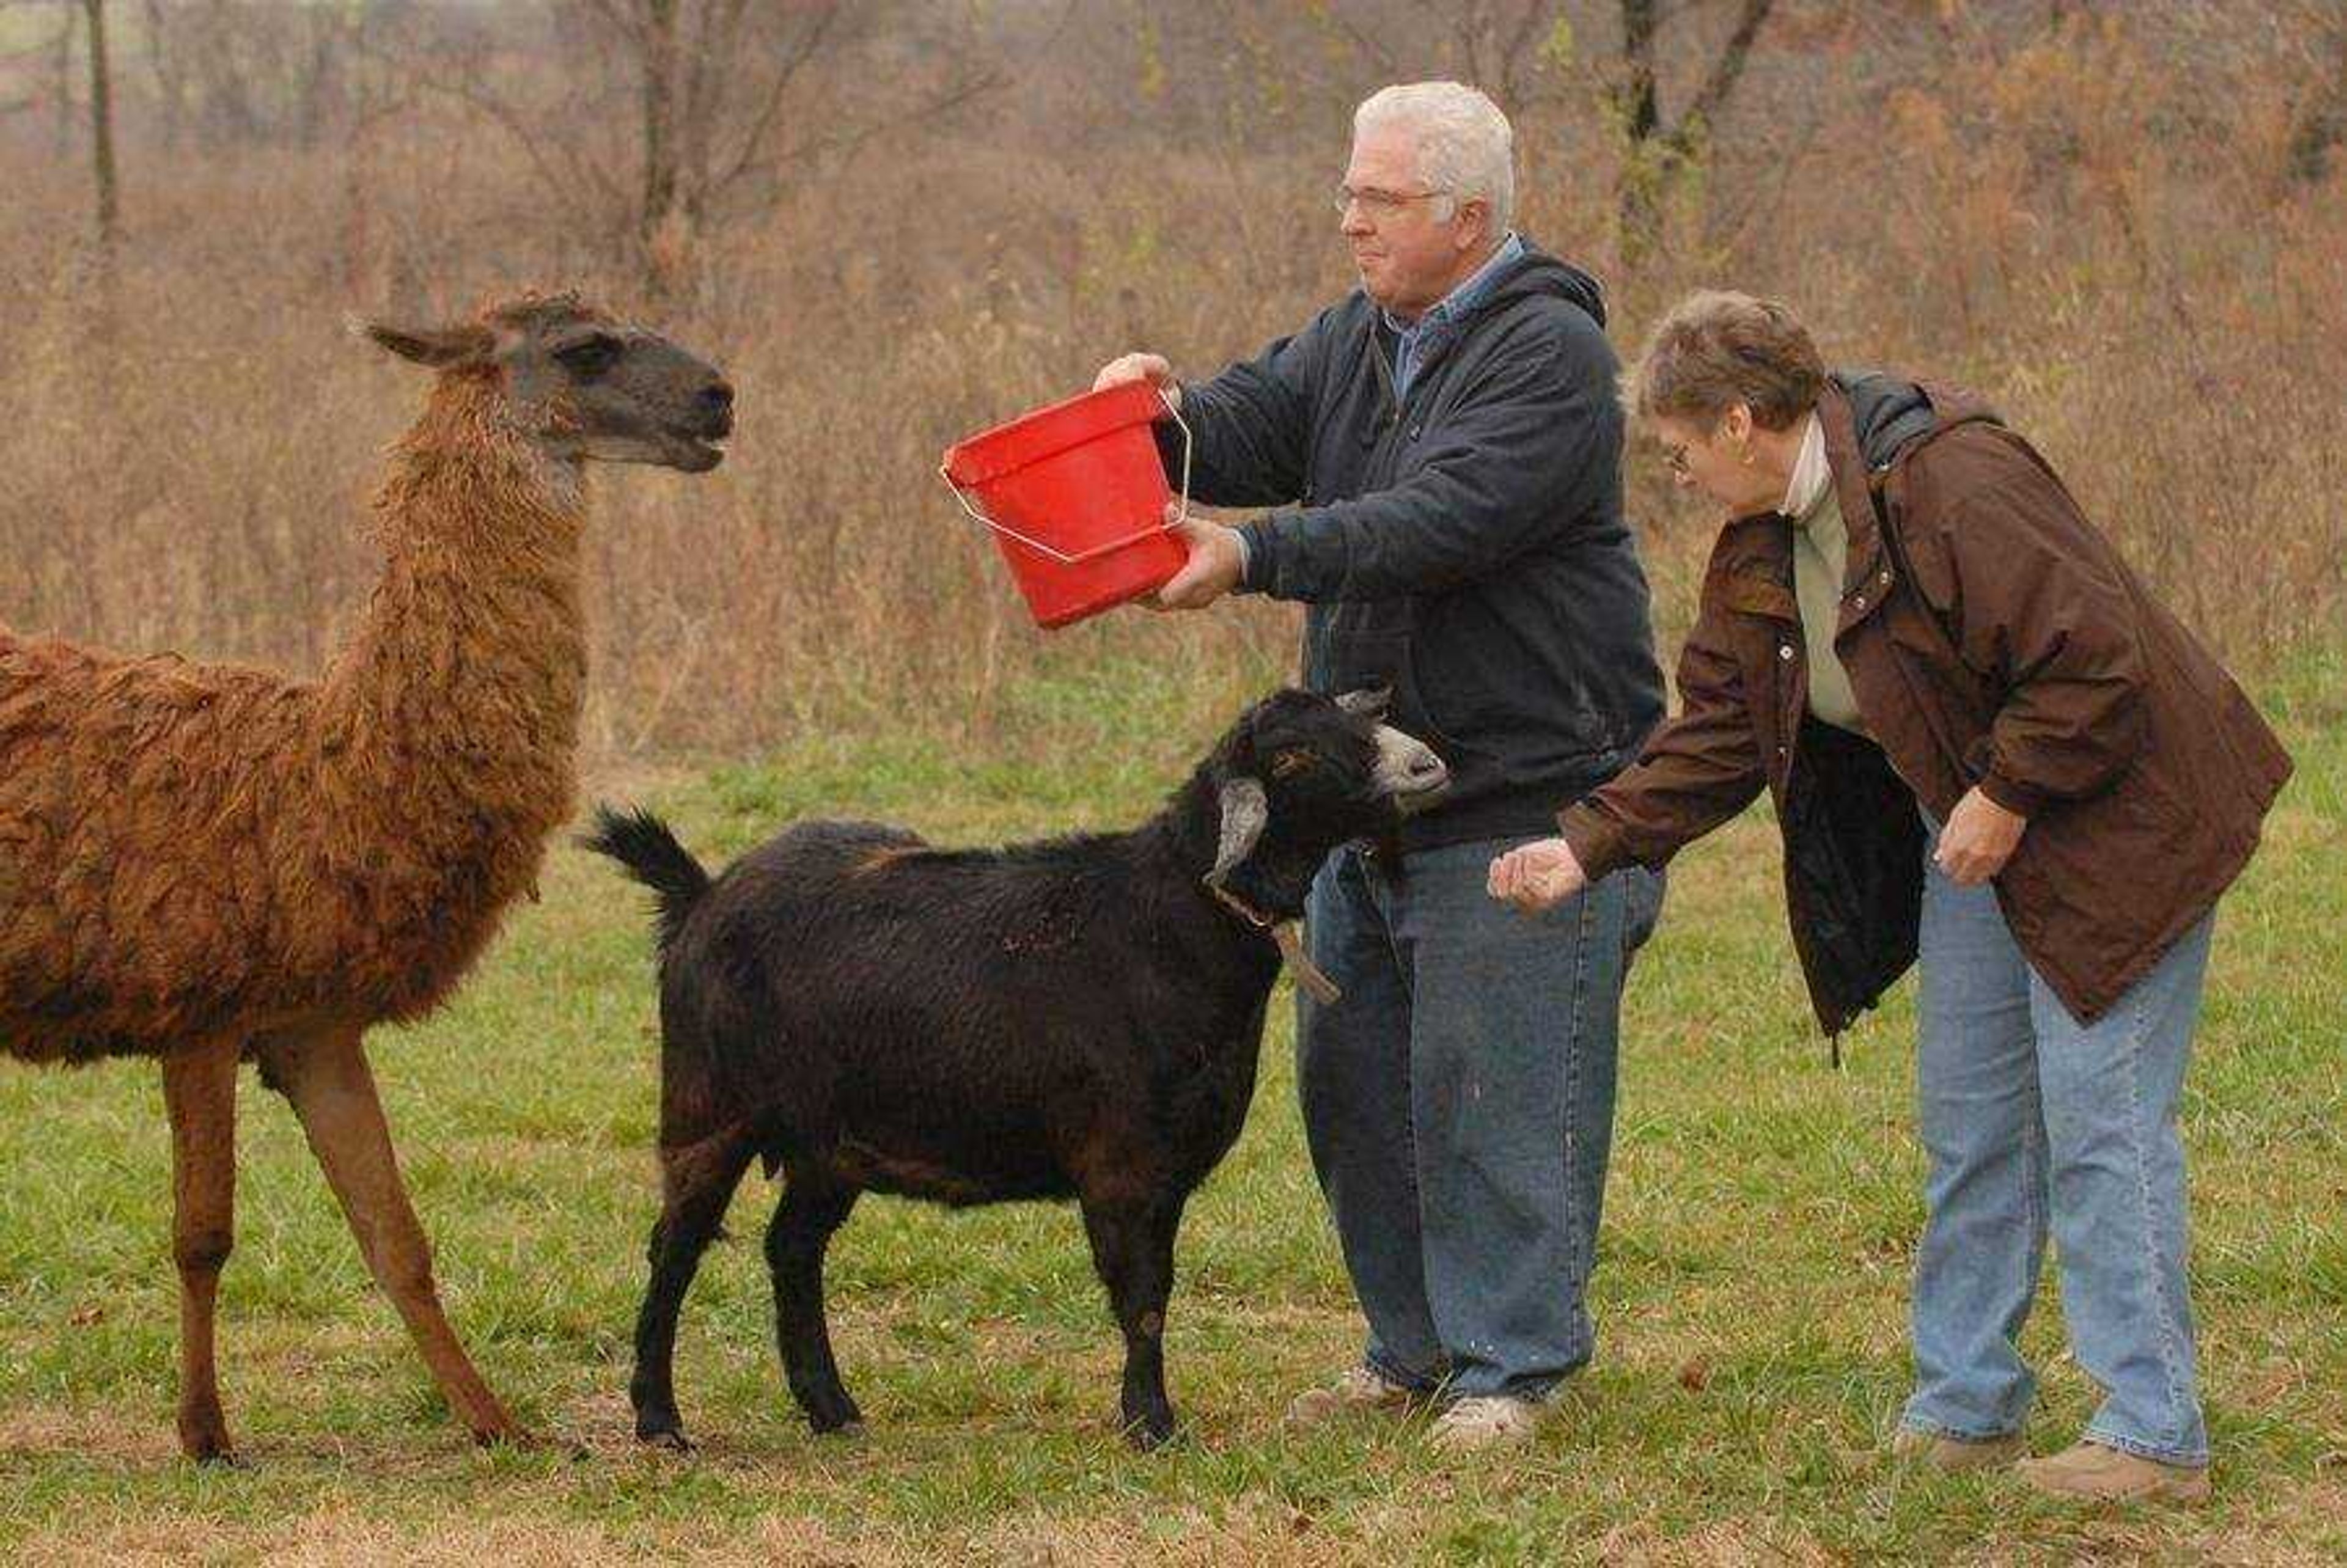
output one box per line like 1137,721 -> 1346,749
259,1028 -> 524,1445
161,1040 -> 243,1463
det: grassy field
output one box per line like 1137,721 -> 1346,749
2,650 -> 2340,1566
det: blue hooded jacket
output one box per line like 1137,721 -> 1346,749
1161,244 -> 1666,851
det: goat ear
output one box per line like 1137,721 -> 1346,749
354,317 -> 496,368
1335,686 -> 1391,720
1207,777 -> 1269,887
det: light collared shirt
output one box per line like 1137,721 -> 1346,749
1383,230 -> 1524,403
1780,411 -> 1831,517
1781,411 -> 1867,735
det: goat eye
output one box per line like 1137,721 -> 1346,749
1269,749 -> 1317,780
554,334 -> 622,376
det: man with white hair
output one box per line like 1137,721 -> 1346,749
1095,81 -> 1665,1451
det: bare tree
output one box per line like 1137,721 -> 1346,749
2286,2 -> 2346,183
1280,0 -> 1581,120
426,1 -> 1002,298
82,0 -> 117,248
1614,0 -> 1776,260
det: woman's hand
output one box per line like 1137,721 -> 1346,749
1935,786 -> 2028,885
1488,837 -> 1588,915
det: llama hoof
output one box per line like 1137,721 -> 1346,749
182,1435 -> 243,1468
178,1413 -> 238,1467
470,1421 -> 538,1450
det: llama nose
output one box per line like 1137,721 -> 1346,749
699,380 -> 735,428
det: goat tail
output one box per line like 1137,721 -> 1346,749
581,803 -> 711,951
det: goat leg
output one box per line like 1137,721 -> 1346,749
764,1174 -> 861,1434
1080,1192 -> 1184,1449
161,1039 -> 243,1464
631,1129 -> 758,1449
258,1028 -> 524,1446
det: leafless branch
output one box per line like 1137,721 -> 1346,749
709,2 -> 842,200
768,59 -> 1005,178
1679,0 -> 1776,141
406,65 -> 623,235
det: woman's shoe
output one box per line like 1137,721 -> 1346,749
2016,1440 -> 2211,1504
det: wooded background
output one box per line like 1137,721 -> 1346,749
4,1 -> 2341,755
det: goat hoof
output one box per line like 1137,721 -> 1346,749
1123,1413 -> 1180,1451
637,1424 -> 694,1454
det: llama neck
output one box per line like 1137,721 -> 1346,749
317,375 -> 589,829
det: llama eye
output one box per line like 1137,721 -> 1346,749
1269,749 -> 1317,780
554,334 -> 622,377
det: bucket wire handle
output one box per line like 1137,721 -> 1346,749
938,387 -> 1192,566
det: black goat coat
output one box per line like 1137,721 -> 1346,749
591,685 -> 1431,1447
656,816 -> 1282,1207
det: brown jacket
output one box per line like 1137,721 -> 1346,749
1562,375 -> 2292,1031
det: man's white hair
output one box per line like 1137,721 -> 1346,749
1353,81 -> 1515,234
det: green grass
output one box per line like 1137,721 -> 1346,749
3,650 -> 2342,1565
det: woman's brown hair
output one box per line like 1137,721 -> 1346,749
1628,290 -> 1825,431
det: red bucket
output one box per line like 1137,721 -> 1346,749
939,381 -> 1191,629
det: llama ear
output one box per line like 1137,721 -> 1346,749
1335,686 -> 1391,720
353,317 -> 496,368
1208,777 -> 1269,887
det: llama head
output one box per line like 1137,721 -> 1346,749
360,293 -> 735,472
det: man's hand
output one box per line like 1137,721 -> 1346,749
1934,786 -> 2028,885
1487,837 -> 1589,915
1146,508 -> 1244,612
1093,351 -> 1181,414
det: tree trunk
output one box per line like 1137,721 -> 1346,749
83,0 -> 119,251
2288,18 -> 2346,184
1616,0 -> 1663,260
639,0 -> 684,294
1615,0 -> 1774,265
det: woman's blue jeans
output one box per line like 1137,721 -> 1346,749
1903,816 -> 2214,1465
1298,837 -> 1662,1402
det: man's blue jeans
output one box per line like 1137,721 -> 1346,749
1298,836 -> 1661,1401
1903,816 -> 2214,1465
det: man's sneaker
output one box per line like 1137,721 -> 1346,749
1428,1394 -> 1541,1453
2016,1440 -> 2211,1504
1283,1365 -> 1417,1427
1889,1425 -> 2026,1473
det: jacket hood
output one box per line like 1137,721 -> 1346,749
1485,244 -> 1607,329
1832,370 -> 1999,470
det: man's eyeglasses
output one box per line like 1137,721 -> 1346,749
1332,185 -> 1450,218
1662,441 -> 1692,479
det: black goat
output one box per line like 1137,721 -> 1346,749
584,687 -> 1447,1449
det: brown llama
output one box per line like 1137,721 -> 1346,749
0,293 -> 733,1462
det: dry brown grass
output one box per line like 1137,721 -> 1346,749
1,10 -> 2337,762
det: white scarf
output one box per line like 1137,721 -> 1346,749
1781,411 -> 1831,519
